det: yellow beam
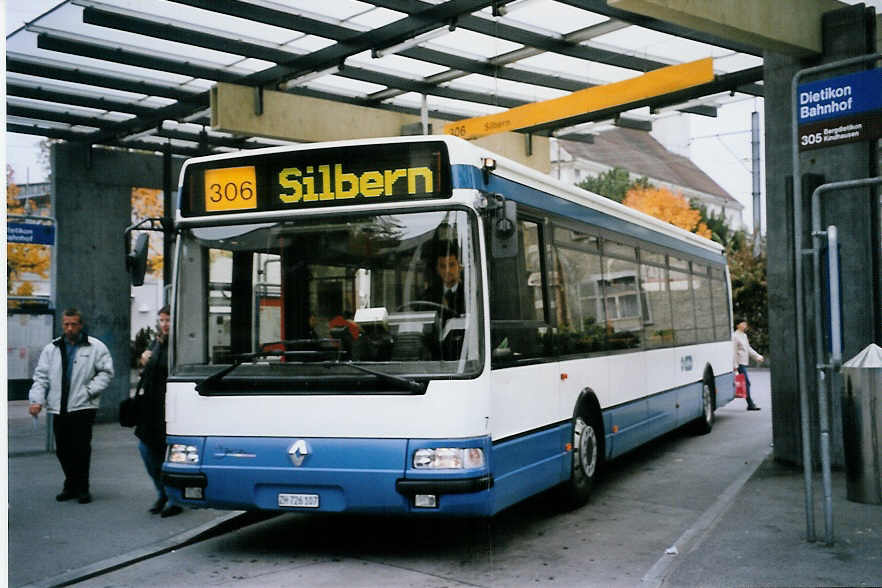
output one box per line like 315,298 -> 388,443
443,58 -> 714,140
609,0 -> 845,56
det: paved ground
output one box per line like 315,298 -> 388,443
7,369 -> 881,587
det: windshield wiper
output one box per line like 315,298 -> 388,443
195,350 -> 328,392
324,361 -> 426,394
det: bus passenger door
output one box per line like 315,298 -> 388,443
488,218 -> 562,507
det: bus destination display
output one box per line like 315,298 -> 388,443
204,166 -> 257,212
185,142 -> 450,217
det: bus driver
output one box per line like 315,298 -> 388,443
421,240 -> 466,360
423,240 -> 465,318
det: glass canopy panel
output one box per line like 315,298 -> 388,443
360,53 -> 450,78
431,29 -> 523,59
307,75 -> 388,96
447,74 -> 568,102
495,1 -> 610,36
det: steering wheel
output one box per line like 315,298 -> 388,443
394,300 -> 447,355
396,300 -> 446,312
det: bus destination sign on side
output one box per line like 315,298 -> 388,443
797,68 -> 882,151
185,142 -> 451,217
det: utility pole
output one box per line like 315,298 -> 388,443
751,110 -> 762,256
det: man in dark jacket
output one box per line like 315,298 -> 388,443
422,241 -> 465,317
29,308 -> 114,504
421,241 -> 467,359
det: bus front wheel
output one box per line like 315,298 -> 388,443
559,412 -> 602,508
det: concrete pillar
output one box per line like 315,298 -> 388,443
766,4 -> 879,467
51,143 -> 184,422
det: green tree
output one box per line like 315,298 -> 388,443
728,242 -> 768,357
691,200 -> 735,248
577,167 -> 651,203
691,202 -> 768,357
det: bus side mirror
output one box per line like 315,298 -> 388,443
490,196 -> 518,258
127,233 -> 149,287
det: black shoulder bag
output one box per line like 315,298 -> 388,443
119,372 -> 146,428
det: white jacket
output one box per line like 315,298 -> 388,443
732,330 -> 763,368
29,335 -> 115,414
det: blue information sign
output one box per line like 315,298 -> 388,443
797,67 -> 882,151
798,68 -> 882,124
7,222 -> 55,245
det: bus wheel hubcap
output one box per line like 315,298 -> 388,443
576,417 -> 597,478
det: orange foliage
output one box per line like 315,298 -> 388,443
623,186 -> 712,239
7,166 -> 51,295
131,187 -> 164,277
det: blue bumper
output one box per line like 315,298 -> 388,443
161,435 -> 493,516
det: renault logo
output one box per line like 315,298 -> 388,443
288,440 -> 310,466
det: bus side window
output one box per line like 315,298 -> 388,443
669,256 -> 696,345
552,234 -> 607,355
640,250 -> 673,349
710,267 -> 730,341
692,263 -> 714,343
489,219 -> 550,366
600,241 -> 642,350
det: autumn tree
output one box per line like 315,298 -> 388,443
131,187 -> 164,277
623,186 -> 712,239
577,167 -> 651,203
7,165 -> 51,296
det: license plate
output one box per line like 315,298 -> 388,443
278,493 -> 319,508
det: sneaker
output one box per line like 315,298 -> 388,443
55,489 -> 76,502
160,505 -> 183,518
747,406 -> 761,411
77,492 -> 92,504
149,497 -> 167,514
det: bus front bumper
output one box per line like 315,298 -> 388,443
160,435 -> 495,516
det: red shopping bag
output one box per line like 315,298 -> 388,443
734,373 -> 747,398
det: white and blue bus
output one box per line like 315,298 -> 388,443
157,135 -> 734,516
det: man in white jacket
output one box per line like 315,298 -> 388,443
733,318 -> 763,411
29,308 -> 115,503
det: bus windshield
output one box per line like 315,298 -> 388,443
173,209 -> 482,387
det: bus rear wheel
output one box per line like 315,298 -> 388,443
559,412 -> 602,508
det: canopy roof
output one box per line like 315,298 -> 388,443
6,0 -> 764,157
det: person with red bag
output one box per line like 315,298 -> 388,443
733,318 -> 764,411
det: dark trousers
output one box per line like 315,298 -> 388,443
736,365 -> 757,408
138,440 -> 167,501
53,409 -> 97,493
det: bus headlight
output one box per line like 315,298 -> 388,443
413,447 -> 484,469
168,443 -> 200,464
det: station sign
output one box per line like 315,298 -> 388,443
797,68 -> 882,151
7,222 -> 55,245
